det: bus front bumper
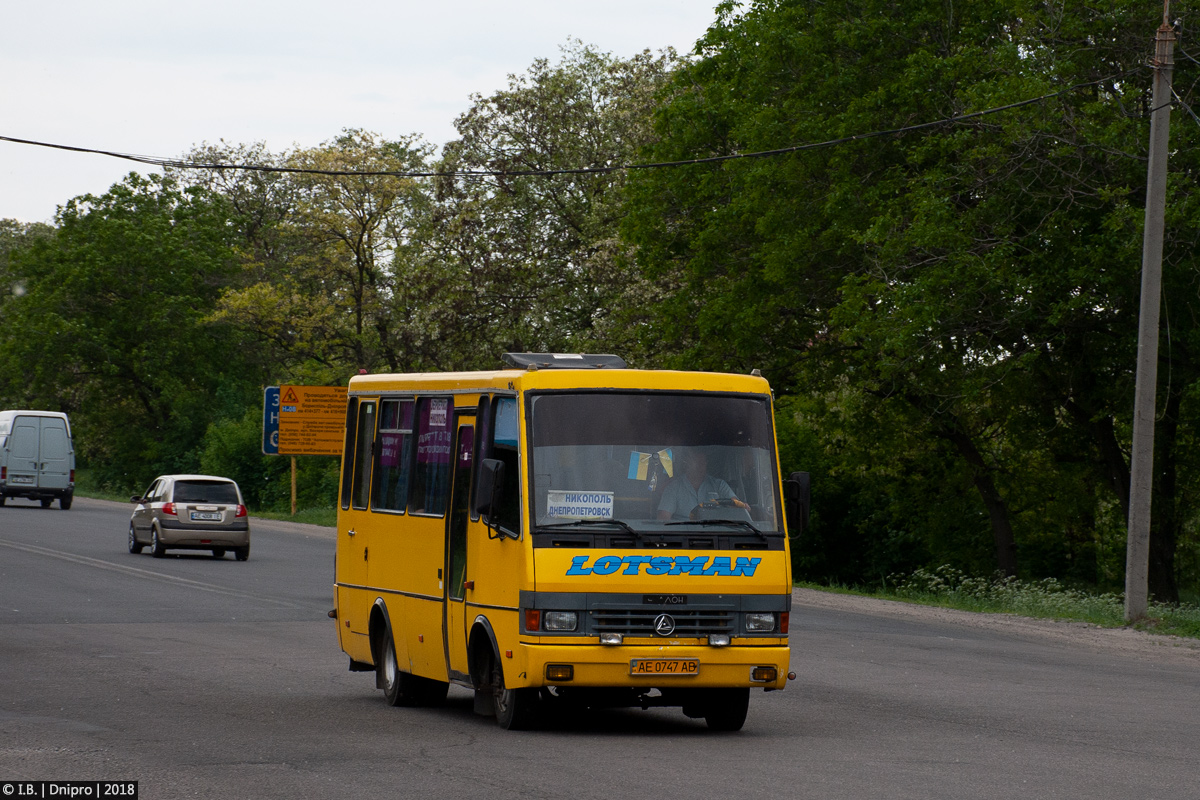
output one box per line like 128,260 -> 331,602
518,643 -> 790,690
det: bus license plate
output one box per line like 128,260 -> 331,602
11,475 -> 35,484
630,659 -> 699,676
191,512 -> 221,521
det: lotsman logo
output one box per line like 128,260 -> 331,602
565,554 -> 762,577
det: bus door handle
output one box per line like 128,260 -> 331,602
347,528 -> 356,537
464,580 -> 475,591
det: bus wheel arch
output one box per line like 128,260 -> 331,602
467,617 -> 499,692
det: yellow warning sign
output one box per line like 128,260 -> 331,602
277,385 -> 348,456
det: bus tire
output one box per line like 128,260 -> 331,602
491,652 -> 537,730
379,626 -> 417,707
703,688 -> 750,732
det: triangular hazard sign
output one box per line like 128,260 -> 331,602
282,387 -> 299,403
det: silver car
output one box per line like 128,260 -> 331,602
129,474 -> 250,560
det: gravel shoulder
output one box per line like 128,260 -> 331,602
794,587 -> 1200,665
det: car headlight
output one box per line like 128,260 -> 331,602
745,612 -> 776,633
542,611 -> 578,632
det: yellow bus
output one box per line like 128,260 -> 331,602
333,353 -> 807,730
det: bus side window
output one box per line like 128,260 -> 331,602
372,399 -> 414,513
340,397 -> 359,511
409,396 -> 454,516
470,396 -> 491,521
489,397 -> 521,536
351,401 -> 376,510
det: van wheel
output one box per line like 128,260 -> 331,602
492,652 -> 537,730
234,544 -> 250,561
703,688 -> 750,732
128,524 -> 144,554
60,495 -> 72,510
151,527 -> 166,558
40,497 -> 53,508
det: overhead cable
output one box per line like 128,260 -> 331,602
0,71 -> 1142,180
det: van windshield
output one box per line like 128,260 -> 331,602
528,392 -> 782,548
174,480 -> 239,504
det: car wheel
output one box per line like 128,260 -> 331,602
40,497 -> 53,508
151,527 -> 166,558
234,544 -> 250,561
60,494 -> 72,510
212,549 -> 226,558
492,651 -> 537,730
703,688 -> 750,732
128,524 -> 144,554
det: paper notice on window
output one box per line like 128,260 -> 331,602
547,490 -> 614,520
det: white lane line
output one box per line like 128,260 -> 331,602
0,538 -> 302,608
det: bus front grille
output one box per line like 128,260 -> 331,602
590,609 -> 735,636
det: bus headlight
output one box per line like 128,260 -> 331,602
543,611 -> 578,632
745,612 -> 776,633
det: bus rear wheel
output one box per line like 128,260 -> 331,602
380,627 -> 416,707
378,626 -> 447,707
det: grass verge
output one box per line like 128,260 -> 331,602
252,507 -> 337,527
808,566 -> 1200,640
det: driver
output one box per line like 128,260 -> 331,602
657,450 -> 749,520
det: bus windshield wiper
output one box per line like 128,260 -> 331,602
538,519 -> 642,541
664,519 -> 765,539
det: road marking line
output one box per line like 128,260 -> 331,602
0,538 -> 302,608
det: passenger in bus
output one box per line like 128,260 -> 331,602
657,450 -> 749,520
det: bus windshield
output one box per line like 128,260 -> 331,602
529,392 -> 782,546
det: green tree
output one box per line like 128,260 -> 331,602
434,41 -> 679,364
0,174 -> 257,489
625,0 -> 1200,596
209,130 -> 438,380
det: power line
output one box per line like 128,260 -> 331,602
0,71 -> 1141,180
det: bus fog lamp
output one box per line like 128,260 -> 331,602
546,664 -> 574,681
708,633 -> 731,646
752,666 -> 778,682
599,632 -> 623,645
745,612 -> 776,633
543,611 -> 578,631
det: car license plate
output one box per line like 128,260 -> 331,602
630,659 -> 699,676
11,475 -> 34,484
191,512 -> 221,521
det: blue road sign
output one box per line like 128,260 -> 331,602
263,386 -> 280,455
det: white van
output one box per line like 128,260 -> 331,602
0,410 -> 76,509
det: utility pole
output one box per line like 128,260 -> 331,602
1126,1 -> 1176,622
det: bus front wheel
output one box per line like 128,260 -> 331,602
491,654 -> 537,730
703,688 -> 750,732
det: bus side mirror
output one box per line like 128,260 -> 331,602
783,471 -> 810,537
475,458 -> 511,538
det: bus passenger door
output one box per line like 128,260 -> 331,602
443,416 -> 474,682
337,399 -> 376,660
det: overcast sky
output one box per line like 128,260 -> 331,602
1,1 -> 718,224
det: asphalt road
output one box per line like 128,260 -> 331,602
1,497 -> 1198,799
